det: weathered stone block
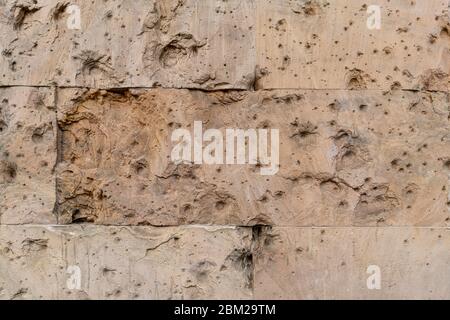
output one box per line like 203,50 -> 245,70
0,225 -> 252,299
0,0 -> 256,89
254,226 -> 450,299
57,88 -> 450,226
3,0 -> 447,90
256,0 -> 450,90
0,87 -> 56,224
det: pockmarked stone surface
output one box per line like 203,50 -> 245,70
254,226 -> 450,299
256,0 -> 450,90
0,0 -> 256,89
2,0 -> 447,90
0,87 -> 56,224
0,225 -> 252,299
1,0 -> 450,301
57,88 -> 450,227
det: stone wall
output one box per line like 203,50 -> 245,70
0,0 -> 449,299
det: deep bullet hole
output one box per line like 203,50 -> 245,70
0,120 -> 6,133
391,81 -> 402,90
359,104 -> 368,111
252,225 -> 264,242
215,200 -> 226,210
157,33 -> 205,68
135,164 -> 145,175
440,26 -> 449,38
9,60 -> 17,71
444,159 -> 450,170
343,149 -> 355,158
298,130 -> 314,138
327,100 -> 341,111
338,200 -> 348,208
71,208 -> 93,223
391,159 -> 400,166
131,158 -> 148,176
7,164 -> 16,178
107,88 -> 130,96
32,132 -> 44,143
97,190 -> 106,200
182,204 -> 192,213
348,77 -> 361,89
71,208 -> 81,219
274,190 -> 285,198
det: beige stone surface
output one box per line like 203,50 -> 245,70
256,0 -> 450,90
0,0 -> 256,89
0,87 -> 56,224
2,0 -> 448,90
0,224 -> 252,299
0,0 -> 449,300
57,88 -> 450,227
254,226 -> 450,299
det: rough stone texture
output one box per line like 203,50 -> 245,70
2,0 -> 448,90
57,88 -> 450,227
0,0 -> 256,89
0,87 -> 56,224
254,227 -> 450,299
0,225 -> 252,299
0,0 -> 449,300
256,0 -> 450,90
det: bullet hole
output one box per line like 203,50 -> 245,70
0,119 -> 7,133
182,204 -> 192,213
71,208 -> 93,223
215,200 -> 226,210
1,160 -> 17,182
359,104 -> 368,111
444,159 -> 450,170
32,129 -> 45,143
